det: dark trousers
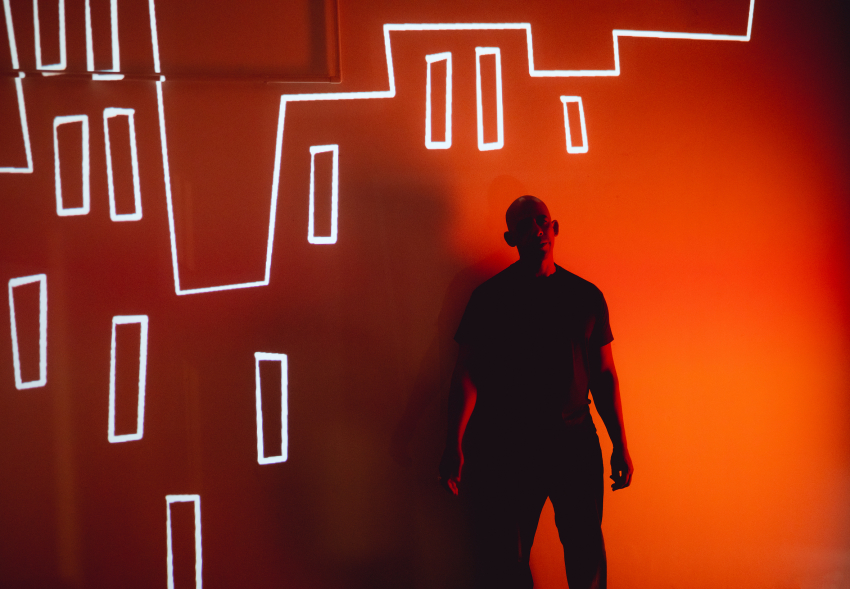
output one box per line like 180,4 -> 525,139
463,416 -> 606,589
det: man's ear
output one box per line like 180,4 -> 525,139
552,220 -> 559,237
504,230 -> 516,247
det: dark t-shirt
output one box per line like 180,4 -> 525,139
455,262 -> 613,454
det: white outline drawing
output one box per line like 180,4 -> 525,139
146,0 -> 754,295
425,52 -> 452,149
561,96 -> 588,154
108,315 -> 149,443
7,274 -> 47,390
85,0 -> 123,80
1,0 -> 34,173
165,494 -> 203,589
33,0 -> 66,71
254,352 -> 288,464
307,144 -> 339,245
53,115 -> 91,216
103,108 -> 143,221
475,47 -> 504,151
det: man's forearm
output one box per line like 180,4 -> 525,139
591,369 -> 628,450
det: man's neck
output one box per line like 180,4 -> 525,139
517,255 -> 556,277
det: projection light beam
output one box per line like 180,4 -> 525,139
475,47 -> 504,151
425,52 -> 452,149
1,2 -> 33,173
254,352 -> 288,464
103,108 -> 143,221
108,315 -> 149,443
308,145 -> 339,244
148,0 -> 754,295
561,96 -> 588,154
34,0 -> 67,71
7,274 -> 47,390
165,494 -> 202,589
53,115 -> 91,216
84,0 -> 123,79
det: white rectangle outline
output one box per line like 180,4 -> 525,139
84,0 -> 120,73
33,0 -> 66,70
104,108 -> 142,221
8,274 -> 47,390
475,47 -> 504,151
560,96 -> 589,154
425,52 -> 452,149
166,494 -> 202,589
307,145 -> 339,245
53,115 -> 91,216
254,352 -> 288,464
108,315 -> 149,443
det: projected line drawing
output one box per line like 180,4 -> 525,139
475,47 -> 504,151
108,315 -> 149,443
53,115 -> 91,216
165,494 -> 203,589
84,0 -> 123,79
425,52 -> 452,149
144,0 -> 754,295
254,352 -> 288,464
561,96 -> 588,154
103,108 -> 143,221
308,145 -> 339,245
34,0 -> 67,71
7,274 -> 47,390
1,1 -> 34,174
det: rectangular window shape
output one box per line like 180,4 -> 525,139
254,352 -> 288,464
475,47 -> 504,151
85,0 -> 120,72
166,495 -> 202,589
0,77 -> 33,173
53,115 -> 90,216
108,315 -> 148,443
561,96 -> 589,154
104,108 -> 142,221
307,145 -> 338,244
34,0 -> 67,70
425,52 -> 452,149
8,274 -> 47,390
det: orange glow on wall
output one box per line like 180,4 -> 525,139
1,0 -> 848,588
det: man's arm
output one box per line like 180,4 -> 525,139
590,343 -> 634,490
439,344 -> 477,496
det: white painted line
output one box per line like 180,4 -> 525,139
425,52 -> 452,149
53,115 -> 90,216
33,0 -> 66,71
254,352 -> 288,464
8,274 -> 47,390
307,145 -> 339,245
475,47 -> 504,151
103,108 -> 143,221
560,96 -> 589,154
108,315 -> 148,443
165,494 -> 202,589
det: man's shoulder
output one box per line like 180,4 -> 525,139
553,264 -> 604,297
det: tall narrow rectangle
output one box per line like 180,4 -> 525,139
166,495 -> 202,589
53,115 -> 90,216
425,52 -> 452,149
85,0 -> 119,72
254,352 -> 288,464
104,108 -> 142,221
34,0 -> 66,70
8,274 -> 47,390
307,145 -> 338,245
561,96 -> 589,154
108,315 -> 148,443
475,47 -> 504,151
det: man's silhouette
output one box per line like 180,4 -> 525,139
439,195 -> 633,589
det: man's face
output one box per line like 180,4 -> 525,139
505,199 -> 559,260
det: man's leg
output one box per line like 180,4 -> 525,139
549,418 -> 607,589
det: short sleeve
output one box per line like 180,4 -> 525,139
589,290 -> 614,349
454,289 -> 483,345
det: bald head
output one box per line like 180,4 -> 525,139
505,195 -> 549,232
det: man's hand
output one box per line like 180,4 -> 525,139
438,447 -> 464,496
610,445 -> 633,491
